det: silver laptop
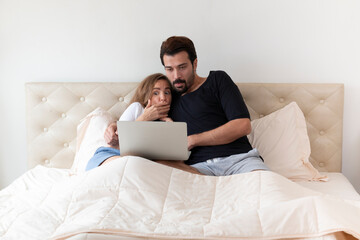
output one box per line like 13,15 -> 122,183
117,121 -> 190,160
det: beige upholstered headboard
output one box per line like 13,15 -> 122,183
26,82 -> 344,172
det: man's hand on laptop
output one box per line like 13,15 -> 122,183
104,122 -> 119,148
159,117 -> 173,122
136,99 -> 170,121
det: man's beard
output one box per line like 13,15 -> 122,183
173,70 -> 195,94
173,79 -> 188,94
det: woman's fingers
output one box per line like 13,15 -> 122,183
145,99 -> 152,109
142,103 -> 170,121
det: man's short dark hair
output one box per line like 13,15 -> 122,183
160,36 -> 197,66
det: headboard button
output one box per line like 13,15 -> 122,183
320,130 -> 325,135
64,143 -> 69,148
319,162 -> 325,167
259,114 -> 264,118
42,97 -> 47,102
119,97 -> 124,102
80,97 -> 85,102
43,127 -> 48,132
44,159 -> 50,165
320,99 -> 325,104
61,113 -> 66,118
279,98 -> 284,103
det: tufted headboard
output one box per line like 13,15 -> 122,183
26,82 -> 344,172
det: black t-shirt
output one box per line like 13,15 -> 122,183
170,70 -> 253,165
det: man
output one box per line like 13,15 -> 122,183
160,36 -> 269,176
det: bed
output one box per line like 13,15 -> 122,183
1,82 -> 360,240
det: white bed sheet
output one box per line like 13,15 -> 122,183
65,172 -> 360,240
295,172 -> 360,201
66,231 -> 357,240
2,159 -> 360,240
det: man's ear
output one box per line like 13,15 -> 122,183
193,58 -> 198,71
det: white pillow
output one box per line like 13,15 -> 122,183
247,102 -> 327,181
71,107 -> 116,173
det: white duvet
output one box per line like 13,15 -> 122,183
1,156 -> 360,240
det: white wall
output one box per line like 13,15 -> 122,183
1,0 -> 359,192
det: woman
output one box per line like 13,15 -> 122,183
86,73 -> 201,174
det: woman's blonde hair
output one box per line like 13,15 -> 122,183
130,73 -> 172,108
